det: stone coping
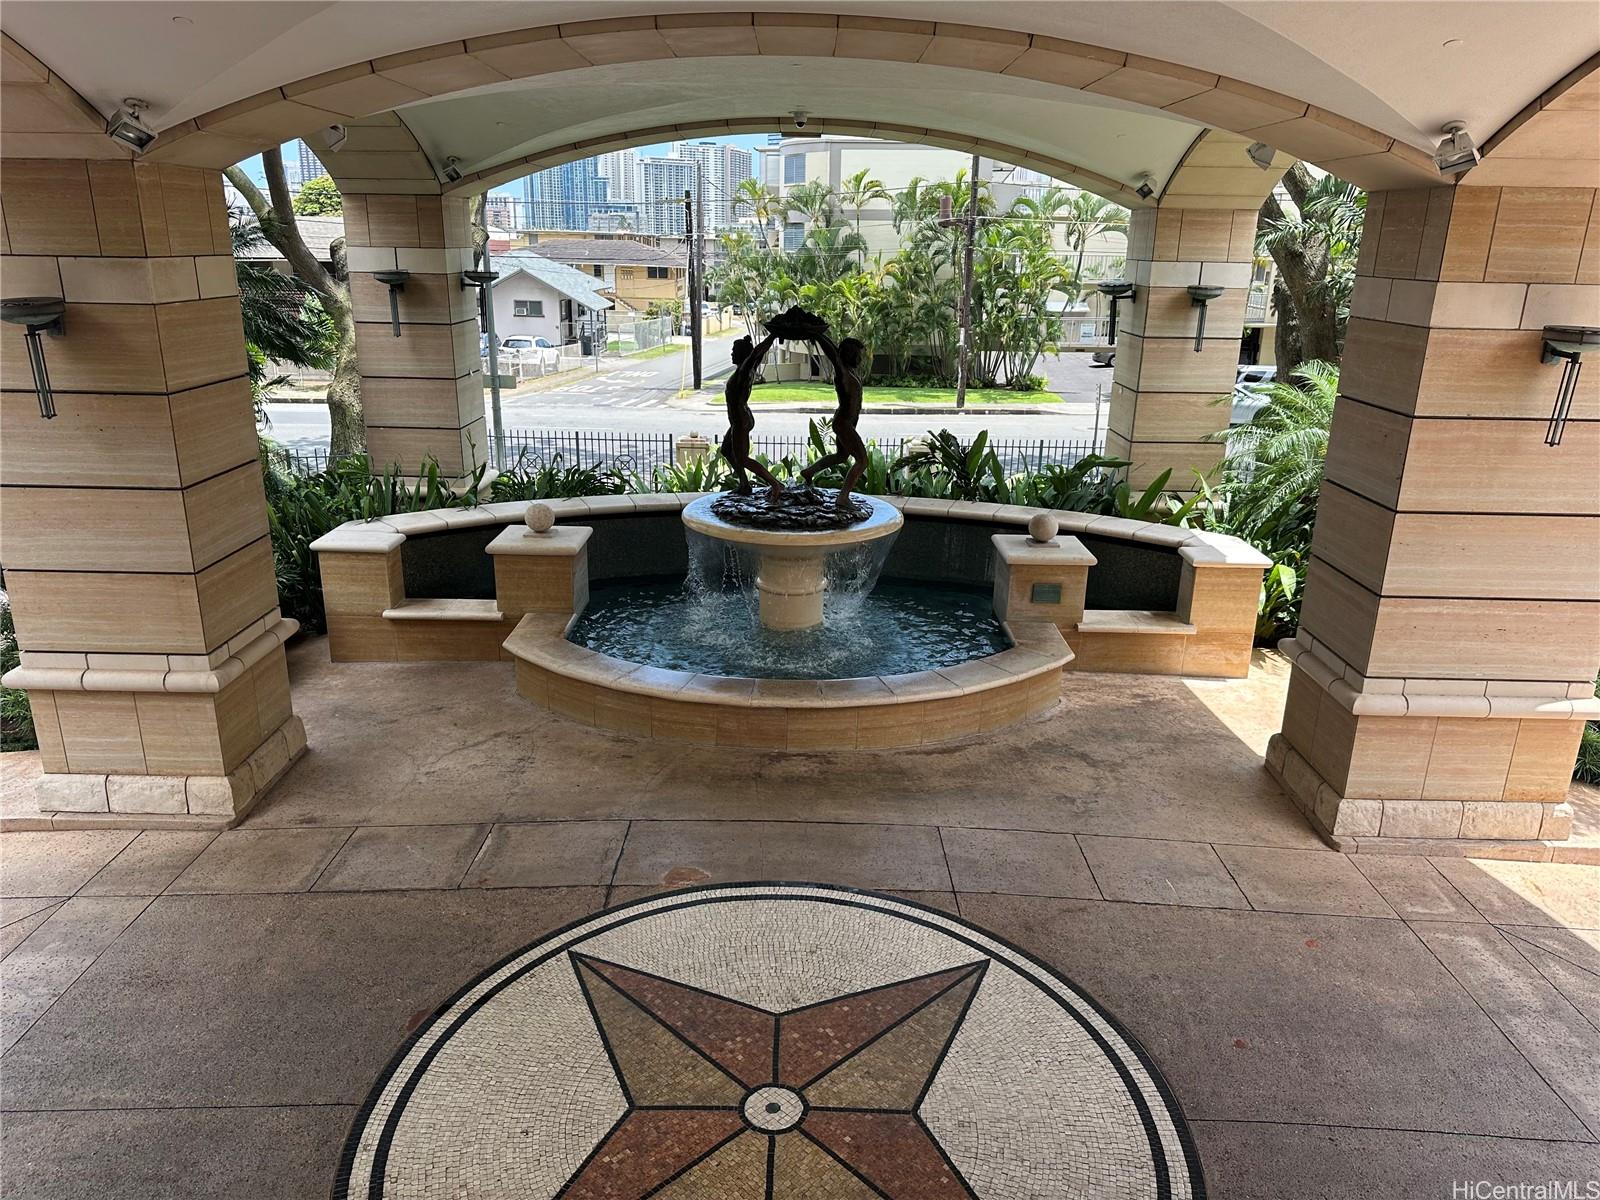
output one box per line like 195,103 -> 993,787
1079,610 -> 1198,636
382,599 -> 505,622
502,613 -> 1071,710
681,493 -> 903,549
487,525 -> 592,557
992,533 -> 1098,567
2,615 -> 299,696
310,493 -> 1269,567
1281,636 -> 1600,718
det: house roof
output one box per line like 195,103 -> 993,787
235,215 -> 344,263
526,239 -> 685,268
492,252 -> 613,312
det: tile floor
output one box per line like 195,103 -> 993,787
0,639 -> 1595,1198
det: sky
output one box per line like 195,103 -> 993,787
235,133 -> 772,197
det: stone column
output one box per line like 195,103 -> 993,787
0,159 -> 304,824
343,191 -> 487,475
1108,205 -> 1259,487
1269,182 -> 1600,849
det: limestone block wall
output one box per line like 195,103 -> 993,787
1270,180 -> 1600,848
0,159 -> 304,824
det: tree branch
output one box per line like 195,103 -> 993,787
225,146 -> 343,314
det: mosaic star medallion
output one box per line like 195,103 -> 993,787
335,885 -> 1204,1200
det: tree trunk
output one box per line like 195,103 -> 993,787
1257,164 -> 1339,381
322,238 -> 362,459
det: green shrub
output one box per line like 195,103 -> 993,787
1576,722 -> 1600,787
0,597 -> 36,753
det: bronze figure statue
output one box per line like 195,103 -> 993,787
800,332 -> 869,509
720,333 -> 786,499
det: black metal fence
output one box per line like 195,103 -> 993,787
263,429 -> 1104,478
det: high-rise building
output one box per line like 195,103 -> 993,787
484,193 -> 515,231
595,149 -> 642,204
669,140 -> 755,232
521,157 -> 608,231
297,140 -> 324,186
637,156 -> 694,238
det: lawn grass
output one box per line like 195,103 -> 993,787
607,342 -> 685,361
749,381 -> 1060,405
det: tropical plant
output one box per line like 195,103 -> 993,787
734,178 -> 783,249
839,169 -> 889,265
232,216 -> 336,405
1577,678 -> 1600,786
292,175 -> 343,216
1195,359 -> 1338,638
1257,165 -> 1364,376
0,595 -> 35,752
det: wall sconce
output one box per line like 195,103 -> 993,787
2,296 -> 67,418
1540,325 -> 1597,446
1186,285 -> 1225,352
1095,280 -> 1135,345
371,269 -> 410,338
460,269 -> 498,290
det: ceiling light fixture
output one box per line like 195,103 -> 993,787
442,156 -> 464,183
324,123 -> 348,153
106,98 -> 157,154
2,297 -> 67,418
1246,141 -> 1276,170
1133,173 -> 1155,201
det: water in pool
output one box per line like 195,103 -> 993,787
569,578 -> 1010,680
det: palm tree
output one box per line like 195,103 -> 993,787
734,177 -> 781,248
784,179 -> 836,231
839,168 -> 889,264
1059,192 -> 1127,301
232,218 -> 335,399
1257,164 -> 1364,376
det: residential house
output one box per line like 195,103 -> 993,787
524,238 -> 686,315
488,252 -> 612,348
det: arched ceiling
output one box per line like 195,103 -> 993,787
402,57 -> 1205,198
2,5 -> 1596,200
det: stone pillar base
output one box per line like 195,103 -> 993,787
35,715 -> 307,830
1265,733 -> 1583,863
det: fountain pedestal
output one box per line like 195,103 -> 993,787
681,494 -> 903,631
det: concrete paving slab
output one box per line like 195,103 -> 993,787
1,896 -> 151,1052
940,827 -> 1100,898
0,830 -> 137,896
1192,1119 -> 1600,1200
1214,845 -> 1397,918
1494,926 -> 1600,1026
1410,921 -> 1600,1139
1430,859 -> 1600,929
1078,835 -> 1250,908
957,893 -> 1593,1140
78,832 -> 218,896
314,824 -> 489,892
460,821 -> 627,888
165,829 -> 354,895
605,884 -> 961,915
1351,855 -> 1487,922
0,900 -> 64,959
0,1104 -> 349,1200
613,820 -> 952,891
0,895 -> 67,927
0,887 -> 606,1109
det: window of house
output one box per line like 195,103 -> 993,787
512,299 -> 544,317
782,223 -> 804,251
647,266 -> 669,279
591,265 -> 604,278
783,154 -> 805,185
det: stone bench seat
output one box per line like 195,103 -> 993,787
1078,610 -> 1198,635
381,598 -> 506,622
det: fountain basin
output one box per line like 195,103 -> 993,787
681,493 -> 902,631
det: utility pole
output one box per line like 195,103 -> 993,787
687,161 -> 705,391
954,153 -> 980,411
475,194 -> 505,468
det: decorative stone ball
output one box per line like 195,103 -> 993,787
1028,512 -> 1059,544
525,502 -> 555,534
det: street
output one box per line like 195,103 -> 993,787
260,347 -> 1113,453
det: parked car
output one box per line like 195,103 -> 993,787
1090,348 -> 1115,367
1230,364 -> 1277,425
496,334 -> 561,371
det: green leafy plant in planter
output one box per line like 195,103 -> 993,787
1577,678 -> 1600,787
0,596 -> 36,752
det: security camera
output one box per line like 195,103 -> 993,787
324,123 -> 349,153
1246,141 -> 1275,170
1134,172 -> 1156,201
106,98 -> 157,153
442,155 -> 464,184
1433,122 -> 1479,177
790,110 -> 808,130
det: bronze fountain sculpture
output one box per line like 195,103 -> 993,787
710,306 -> 872,531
